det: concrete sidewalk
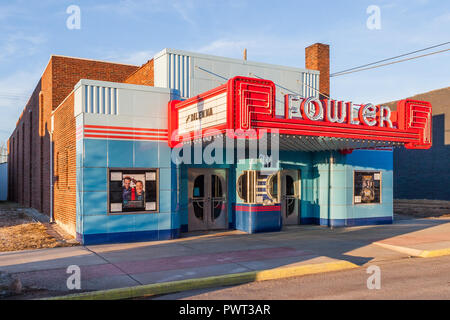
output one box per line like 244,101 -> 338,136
373,219 -> 450,257
1,216 -> 450,298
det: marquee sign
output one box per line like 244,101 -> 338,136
168,76 -> 432,150
285,95 -> 393,128
177,91 -> 227,135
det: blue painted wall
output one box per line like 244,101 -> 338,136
76,136 -> 179,245
76,132 -> 394,244
394,114 -> 450,200
344,149 -> 393,225
232,149 -> 393,229
304,149 -> 393,226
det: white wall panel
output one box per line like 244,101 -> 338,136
74,79 -> 177,130
154,49 -> 320,117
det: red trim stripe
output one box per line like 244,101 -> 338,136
78,125 -> 168,141
253,120 -> 418,138
84,124 -> 167,132
84,129 -> 168,137
84,134 -> 167,141
234,205 -> 281,212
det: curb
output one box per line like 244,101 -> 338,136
374,242 -> 450,258
43,260 -> 358,300
419,248 -> 450,258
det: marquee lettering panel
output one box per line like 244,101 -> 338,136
168,76 -> 432,150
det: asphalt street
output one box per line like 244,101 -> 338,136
153,255 -> 450,300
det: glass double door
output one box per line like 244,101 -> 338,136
280,170 -> 300,225
188,169 -> 228,231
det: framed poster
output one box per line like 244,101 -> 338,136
108,168 -> 159,214
353,171 -> 381,204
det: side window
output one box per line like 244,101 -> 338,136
236,170 -> 256,203
266,172 -> 279,202
55,152 -> 60,189
65,148 -> 70,189
109,169 -> 159,214
237,171 -> 248,202
39,92 -> 44,136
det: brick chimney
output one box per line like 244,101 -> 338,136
305,43 -> 330,99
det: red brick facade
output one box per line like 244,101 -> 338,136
125,59 -> 154,86
52,93 -> 76,234
7,56 -> 138,233
305,43 -> 330,99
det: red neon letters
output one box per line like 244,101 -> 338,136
285,95 -> 393,128
168,77 -> 432,150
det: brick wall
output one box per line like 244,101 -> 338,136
40,62 -> 53,215
305,43 -> 330,99
8,56 -> 139,229
394,114 -> 450,200
52,92 -> 76,234
8,75 -> 47,213
124,59 -> 154,86
386,87 -> 450,145
51,56 -> 139,107
383,87 -> 450,200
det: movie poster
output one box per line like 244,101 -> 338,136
109,169 -> 158,213
354,171 -> 381,204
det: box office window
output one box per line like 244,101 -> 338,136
237,170 -> 279,205
354,171 -> 381,204
266,172 -> 279,202
237,170 -> 256,203
108,169 -> 158,213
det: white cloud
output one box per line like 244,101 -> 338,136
88,0 -> 166,16
88,0 -> 201,27
171,1 -> 196,26
120,50 -> 155,65
99,49 -> 155,66
0,68 -> 42,143
195,39 -> 251,57
191,35 -> 314,66
433,12 -> 450,25
0,32 -> 46,61
0,3 -> 24,21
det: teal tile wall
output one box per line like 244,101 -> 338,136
79,138 -> 178,238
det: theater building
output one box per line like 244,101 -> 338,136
8,44 -> 433,244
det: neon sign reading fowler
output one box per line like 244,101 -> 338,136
285,95 -> 393,128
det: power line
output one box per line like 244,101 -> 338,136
331,48 -> 450,77
197,65 -> 334,100
0,95 -> 28,99
331,41 -> 450,77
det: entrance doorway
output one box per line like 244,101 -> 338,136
281,170 -> 300,225
188,169 -> 228,231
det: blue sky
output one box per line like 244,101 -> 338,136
0,0 -> 449,144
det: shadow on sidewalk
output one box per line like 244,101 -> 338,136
1,212 -> 449,299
